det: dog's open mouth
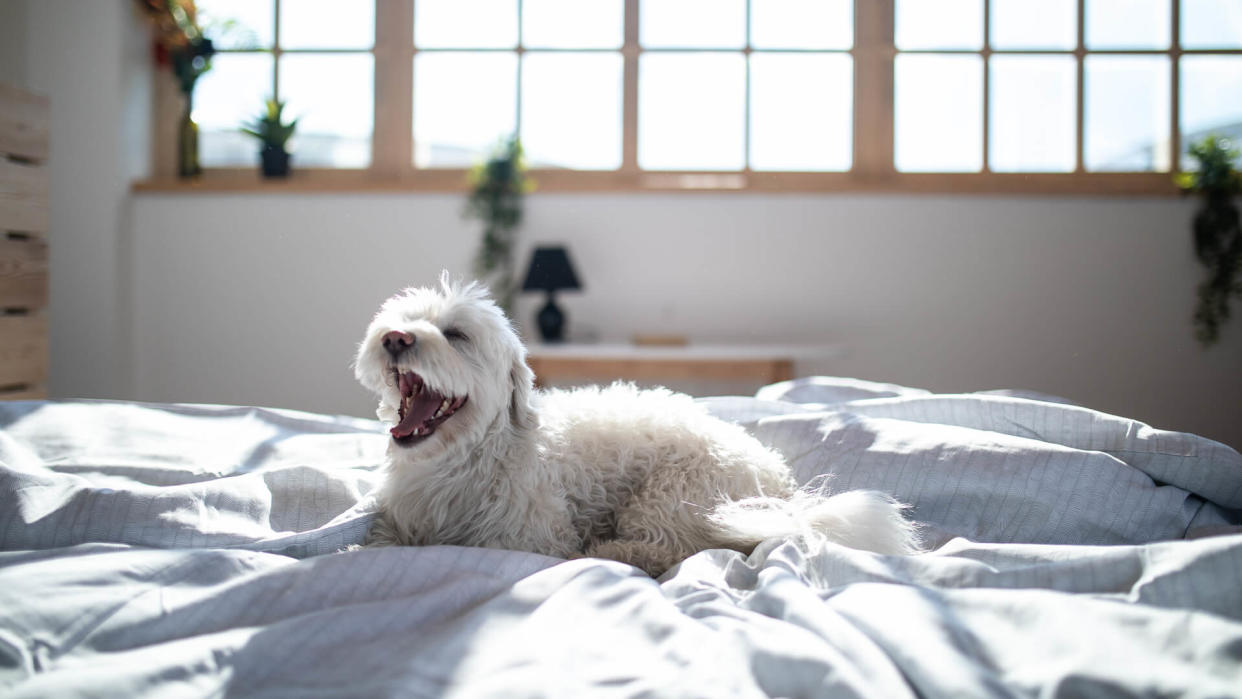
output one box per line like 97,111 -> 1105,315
391,370 -> 467,445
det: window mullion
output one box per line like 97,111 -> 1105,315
1169,0 -> 1182,171
854,0 -> 895,177
744,0 -> 752,173
274,0 -> 282,101
516,0 -> 525,141
622,0 -> 640,173
1075,0 -> 1085,173
374,0 -> 414,177
981,0 -> 991,174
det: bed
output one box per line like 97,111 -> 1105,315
2,376 -> 1240,697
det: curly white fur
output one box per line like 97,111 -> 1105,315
355,273 -> 920,576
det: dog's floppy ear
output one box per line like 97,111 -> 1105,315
509,353 -> 537,432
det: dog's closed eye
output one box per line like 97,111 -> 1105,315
443,328 -> 469,343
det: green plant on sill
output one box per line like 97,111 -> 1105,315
465,137 -> 534,314
241,99 -> 298,149
1175,135 -> 1242,347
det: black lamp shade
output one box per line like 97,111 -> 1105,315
521,247 -> 582,292
521,246 -> 581,343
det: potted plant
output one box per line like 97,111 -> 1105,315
1175,135 -> 1242,346
464,137 -> 534,313
241,98 -> 298,178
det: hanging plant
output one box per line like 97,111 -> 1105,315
464,137 -> 534,314
1175,135 -> 1242,346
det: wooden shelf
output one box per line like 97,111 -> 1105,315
526,343 -> 843,387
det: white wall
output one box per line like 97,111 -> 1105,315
0,1 -> 29,87
19,0 -> 151,401
12,0 -> 1240,450
130,192 -> 1242,449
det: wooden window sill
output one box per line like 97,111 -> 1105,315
130,169 -> 1182,196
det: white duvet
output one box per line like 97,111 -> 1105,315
1,378 -> 1240,697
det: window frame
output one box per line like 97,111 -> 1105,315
140,0 -> 1233,195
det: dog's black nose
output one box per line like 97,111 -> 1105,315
383,331 -> 415,359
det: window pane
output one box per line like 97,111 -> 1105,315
197,0 -> 274,49
895,54 -> 983,172
280,0 -> 374,49
1084,56 -> 1170,171
523,0 -> 623,49
414,53 -> 517,167
639,53 -> 745,170
521,53 -> 622,169
1181,56 -> 1242,168
1086,0 -> 1170,49
989,56 -> 1076,172
415,0 -> 517,48
640,0 -> 746,48
280,54 -> 374,167
750,54 -> 852,171
196,53 -> 274,166
1182,0 -> 1242,49
751,0 -> 853,50
991,0 -> 1076,50
895,0 -> 982,50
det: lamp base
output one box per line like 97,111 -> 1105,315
536,294 -> 566,343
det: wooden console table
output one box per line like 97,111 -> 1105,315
525,343 -> 842,387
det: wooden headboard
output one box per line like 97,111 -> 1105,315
0,83 -> 50,399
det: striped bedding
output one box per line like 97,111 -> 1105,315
1,378 -> 1239,696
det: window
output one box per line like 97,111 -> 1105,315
195,0 -> 375,168
414,0 -> 623,169
159,0 -> 1242,193
892,0 -> 1242,177
639,0 -> 853,172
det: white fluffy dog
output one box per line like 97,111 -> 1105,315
355,274 -> 919,576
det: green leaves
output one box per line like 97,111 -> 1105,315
1179,135 -> 1242,197
464,137 -> 532,314
1180,135 -> 1242,346
240,98 -> 298,149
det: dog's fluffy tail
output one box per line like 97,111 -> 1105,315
706,489 -> 922,556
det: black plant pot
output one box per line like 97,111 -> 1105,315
260,145 -> 291,178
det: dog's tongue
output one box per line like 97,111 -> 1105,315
392,386 -> 444,439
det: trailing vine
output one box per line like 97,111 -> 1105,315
464,137 -> 533,315
1175,135 -> 1242,346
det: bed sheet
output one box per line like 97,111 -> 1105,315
2,535 -> 1240,696
2,379 -> 1240,696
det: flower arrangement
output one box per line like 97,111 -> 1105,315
465,137 -> 535,313
134,0 -> 215,177
135,0 -> 215,93
1175,135 -> 1242,346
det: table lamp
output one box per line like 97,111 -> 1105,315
521,246 -> 582,343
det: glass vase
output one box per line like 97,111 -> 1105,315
178,90 -> 202,178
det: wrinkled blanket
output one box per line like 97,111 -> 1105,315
2,378 -> 1240,696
